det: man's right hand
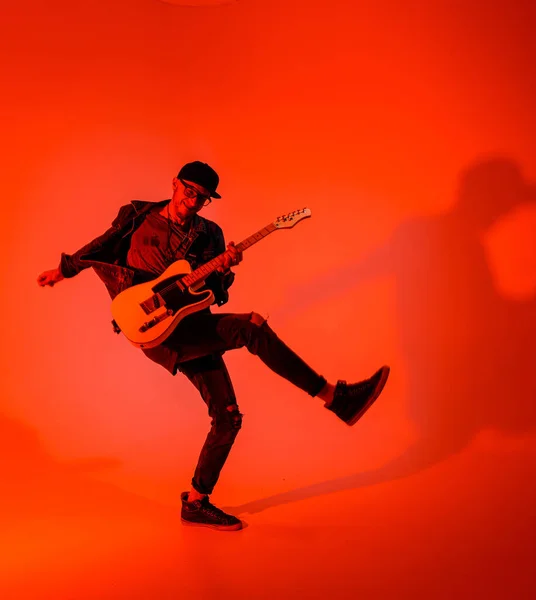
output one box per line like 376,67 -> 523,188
37,268 -> 64,287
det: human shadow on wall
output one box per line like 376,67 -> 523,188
231,156 -> 536,515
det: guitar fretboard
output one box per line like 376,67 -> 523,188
181,222 -> 278,287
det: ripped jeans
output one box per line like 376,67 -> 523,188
165,312 -> 327,495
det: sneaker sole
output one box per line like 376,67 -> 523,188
346,365 -> 390,426
181,517 -> 243,531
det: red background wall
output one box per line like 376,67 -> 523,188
1,0 -> 535,598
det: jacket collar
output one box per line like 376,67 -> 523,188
130,199 -> 207,234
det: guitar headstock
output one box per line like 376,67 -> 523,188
273,208 -> 312,229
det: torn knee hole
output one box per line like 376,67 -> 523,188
249,312 -> 266,326
226,404 -> 243,427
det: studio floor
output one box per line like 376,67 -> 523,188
2,429 -> 535,600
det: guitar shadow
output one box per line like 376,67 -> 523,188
228,156 -> 536,515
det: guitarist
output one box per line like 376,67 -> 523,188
37,160 -> 390,531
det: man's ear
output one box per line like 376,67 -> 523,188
172,177 -> 179,190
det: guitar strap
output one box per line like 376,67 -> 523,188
168,223 -> 200,263
176,227 -> 199,260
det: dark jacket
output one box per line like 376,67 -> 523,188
59,199 -> 235,374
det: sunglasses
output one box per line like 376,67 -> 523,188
180,179 -> 212,207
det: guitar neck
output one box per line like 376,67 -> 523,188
182,222 -> 278,287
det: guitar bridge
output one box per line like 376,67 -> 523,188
140,293 -> 162,315
139,309 -> 173,332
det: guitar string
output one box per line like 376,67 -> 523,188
153,218 -> 296,300
154,234 -> 260,299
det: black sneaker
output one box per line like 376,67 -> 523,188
180,492 -> 243,531
326,365 -> 390,426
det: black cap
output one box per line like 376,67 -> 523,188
178,161 -> 221,199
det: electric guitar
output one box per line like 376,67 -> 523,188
110,208 -> 312,349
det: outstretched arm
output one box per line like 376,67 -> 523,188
37,204 -> 134,287
37,267 -> 64,287
59,204 -> 134,278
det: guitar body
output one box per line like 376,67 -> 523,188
111,208 -> 312,349
110,259 -> 213,349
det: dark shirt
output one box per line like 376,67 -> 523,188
127,205 -> 197,277
59,199 -> 235,375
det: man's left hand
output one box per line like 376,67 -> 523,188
217,241 -> 243,273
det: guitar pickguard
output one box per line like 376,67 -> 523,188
152,274 -> 185,295
149,275 -> 210,314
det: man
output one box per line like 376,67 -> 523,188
37,160 -> 390,532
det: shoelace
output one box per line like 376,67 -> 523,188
351,379 -> 372,393
201,500 -> 233,521
338,379 -> 372,396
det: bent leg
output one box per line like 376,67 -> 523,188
171,311 -> 326,397
177,353 -> 242,496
